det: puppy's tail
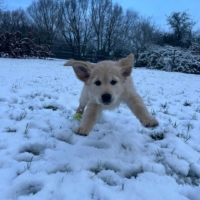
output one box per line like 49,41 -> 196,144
64,59 -> 75,66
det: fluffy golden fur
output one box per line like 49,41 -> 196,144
64,54 -> 159,136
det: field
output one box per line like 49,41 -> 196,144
0,58 -> 200,200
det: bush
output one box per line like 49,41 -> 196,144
0,31 -> 54,58
136,45 -> 200,74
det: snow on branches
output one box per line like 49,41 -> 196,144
0,31 -> 54,58
136,45 -> 200,74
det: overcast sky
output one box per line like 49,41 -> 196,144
5,0 -> 200,30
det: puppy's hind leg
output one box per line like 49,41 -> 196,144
76,85 -> 89,115
126,94 -> 159,127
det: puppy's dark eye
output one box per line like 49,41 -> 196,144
95,80 -> 101,86
110,80 -> 117,85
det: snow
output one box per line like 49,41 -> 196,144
137,45 -> 200,74
0,58 -> 200,200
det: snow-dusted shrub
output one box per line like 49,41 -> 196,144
136,45 -> 200,74
0,31 -> 54,58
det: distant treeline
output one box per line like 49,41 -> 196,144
0,0 -> 200,61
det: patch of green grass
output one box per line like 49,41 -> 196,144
154,149 -> 163,157
99,175 -> 118,186
89,161 -> 119,175
26,156 -> 33,170
10,110 -> 27,121
44,105 -> 58,111
48,164 -> 72,174
17,183 -> 42,196
17,110 -> 27,121
151,109 -> 156,116
154,149 -> 165,163
163,108 -> 169,114
89,161 -> 104,175
176,132 -> 191,143
11,83 -> 20,90
196,107 -> 200,113
176,123 -> 192,143
183,100 -> 192,106
160,102 -> 168,109
5,127 -> 17,133
186,123 -> 193,133
24,123 -> 29,137
172,121 -> 180,129
150,132 -> 165,140
55,134 -> 74,145
29,106 -> 34,110
124,166 -> 144,179
191,113 -> 197,120
171,149 -> 176,154
20,143 -> 45,156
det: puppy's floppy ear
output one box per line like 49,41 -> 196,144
118,54 -> 134,77
64,59 -> 76,66
64,59 -> 92,82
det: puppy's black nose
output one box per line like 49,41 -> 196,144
101,93 -> 112,104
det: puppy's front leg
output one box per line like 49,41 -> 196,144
75,103 -> 102,136
76,85 -> 89,114
126,94 -> 159,127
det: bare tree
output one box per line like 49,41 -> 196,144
0,9 -> 30,35
193,29 -> 200,44
60,0 -> 93,58
27,0 -> 62,46
116,9 -> 139,56
0,0 -> 5,11
166,11 -> 196,46
59,1 -> 157,60
0,10 -> 12,32
103,3 -> 123,56
128,12 -> 156,58
91,0 -> 112,58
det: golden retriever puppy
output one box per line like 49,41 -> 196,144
64,54 -> 159,136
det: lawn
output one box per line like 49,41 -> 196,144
0,58 -> 200,200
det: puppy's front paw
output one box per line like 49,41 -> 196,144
141,117 -> 159,128
74,126 -> 90,136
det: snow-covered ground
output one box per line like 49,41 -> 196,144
0,58 -> 200,200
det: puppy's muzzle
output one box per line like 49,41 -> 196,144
101,93 -> 112,105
